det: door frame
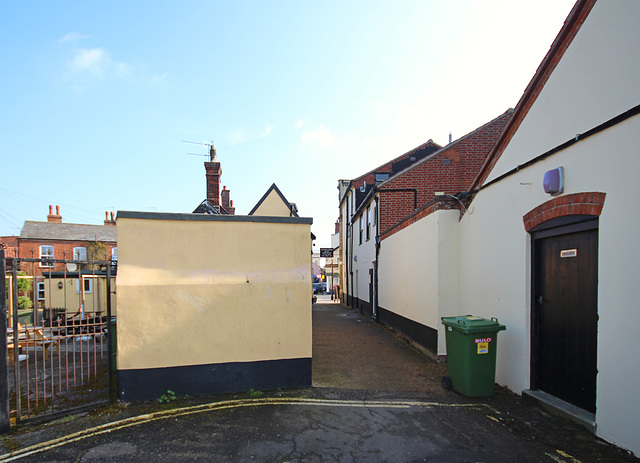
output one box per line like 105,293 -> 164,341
530,214 -> 599,400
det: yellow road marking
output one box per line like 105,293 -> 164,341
0,398 -> 497,462
556,449 -> 581,463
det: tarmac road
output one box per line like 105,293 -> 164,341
0,297 -> 636,462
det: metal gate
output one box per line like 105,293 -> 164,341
1,251 -> 116,426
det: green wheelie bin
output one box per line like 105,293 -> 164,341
441,315 -> 506,397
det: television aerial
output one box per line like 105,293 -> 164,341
182,140 -> 217,161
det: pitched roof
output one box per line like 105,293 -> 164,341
248,183 -> 299,217
192,200 -> 232,215
351,139 -> 442,187
20,221 -> 117,242
340,139 -> 442,210
378,109 -> 514,188
470,0 -> 596,192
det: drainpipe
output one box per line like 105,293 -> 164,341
348,207 -> 354,308
374,193 -> 380,322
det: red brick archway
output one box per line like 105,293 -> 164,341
523,192 -> 606,232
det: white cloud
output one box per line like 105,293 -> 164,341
261,123 -> 273,137
65,47 -> 132,80
295,119 -> 304,129
301,124 -> 342,149
151,72 -> 169,83
226,129 -> 249,146
70,48 -> 107,74
59,32 -> 89,43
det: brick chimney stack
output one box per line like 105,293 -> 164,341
47,205 -> 62,223
221,185 -> 236,215
205,160 -> 221,207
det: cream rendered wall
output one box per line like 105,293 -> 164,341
116,215 -> 312,371
379,209 -> 459,354
459,118 -> 640,454
458,1 -> 640,454
251,191 -> 293,217
485,0 -> 640,186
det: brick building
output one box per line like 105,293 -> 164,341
338,109 -> 512,315
1,206 -> 117,316
378,109 -> 513,238
0,205 -> 117,276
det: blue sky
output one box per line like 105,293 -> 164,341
0,0 -> 575,248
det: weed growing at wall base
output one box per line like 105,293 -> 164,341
157,390 -> 177,403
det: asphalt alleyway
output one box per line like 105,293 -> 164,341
0,298 -> 636,462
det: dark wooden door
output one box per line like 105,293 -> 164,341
534,228 -> 598,413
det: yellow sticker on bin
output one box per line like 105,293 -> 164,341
475,337 -> 491,354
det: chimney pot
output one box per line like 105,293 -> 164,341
49,205 -> 53,215
111,211 -> 114,221
56,205 -> 60,215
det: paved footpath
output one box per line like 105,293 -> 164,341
0,298 -> 636,462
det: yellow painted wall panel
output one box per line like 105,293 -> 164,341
116,215 -> 312,370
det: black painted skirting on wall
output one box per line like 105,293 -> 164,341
119,357 -> 312,402
378,307 -> 438,354
353,297 -> 373,317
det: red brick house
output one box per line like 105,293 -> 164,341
1,206 -> 117,314
5,206 -> 117,277
339,109 -> 512,318
379,109 -> 513,238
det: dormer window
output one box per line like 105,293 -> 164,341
375,173 -> 389,184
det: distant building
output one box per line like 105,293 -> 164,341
0,205 -> 117,278
193,145 -> 236,215
1,205 -> 117,317
249,183 -> 298,217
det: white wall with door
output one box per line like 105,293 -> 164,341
456,1 -> 640,453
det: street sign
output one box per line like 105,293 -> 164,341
320,248 -> 334,258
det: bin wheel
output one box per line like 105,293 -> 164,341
442,376 -> 452,390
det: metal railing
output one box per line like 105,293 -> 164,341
2,254 -> 115,425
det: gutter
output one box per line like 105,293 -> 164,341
465,102 -> 640,199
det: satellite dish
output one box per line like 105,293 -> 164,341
66,263 -> 78,272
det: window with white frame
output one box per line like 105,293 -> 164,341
359,216 -> 363,245
111,247 -> 118,261
73,247 -> 87,261
37,282 -> 45,301
77,277 -> 92,294
39,245 -> 54,267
